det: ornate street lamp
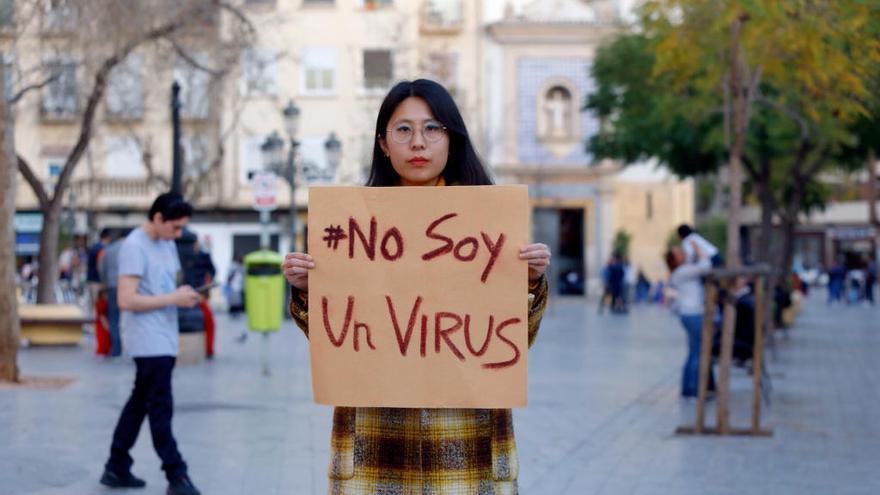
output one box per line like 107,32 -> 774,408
324,132 -> 342,177
260,131 -> 284,171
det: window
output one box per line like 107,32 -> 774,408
646,191 -> 654,220
303,0 -> 334,4
423,0 -> 462,28
183,134 -> 211,178
2,53 -> 13,101
301,47 -> 336,95
175,52 -> 211,119
103,136 -> 144,178
0,0 -> 14,28
43,0 -> 76,32
361,0 -> 392,9
363,49 -> 392,90
42,57 -> 77,118
424,52 -> 458,93
238,135 -> 264,184
298,136 -> 334,184
240,48 -> 277,96
106,54 -> 143,119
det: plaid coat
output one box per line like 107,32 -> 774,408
289,276 -> 548,495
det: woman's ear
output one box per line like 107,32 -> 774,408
378,136 -> 390,157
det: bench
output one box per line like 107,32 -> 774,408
19,304 -> 90,346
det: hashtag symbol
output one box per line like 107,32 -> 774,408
323,224 -> 347,250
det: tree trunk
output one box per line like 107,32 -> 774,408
36,206 -> 62,304
726,15 -> 748,269
755,178 -> 776,265
868,149 -> 879,262
0,63 -> 20,382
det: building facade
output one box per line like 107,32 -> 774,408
485,0 -> 692,291
12,0 -> 691,295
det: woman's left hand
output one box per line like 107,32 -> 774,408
520,243 -> 551,282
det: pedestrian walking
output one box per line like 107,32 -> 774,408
94,287 -> 111,357
677,224 -> 723,267
827,261 -> 846,305
666,240 -> 716,398
598,258 -> 612,314
87,228 -> 112,314
100,192 -> 202,495
283,79 -> 551,494
866,255 -> 877,306
190,239 -> 216,358
99,229 -> 129,357
607,253 -> 627,314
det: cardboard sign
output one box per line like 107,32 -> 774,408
307,186 -> 529,408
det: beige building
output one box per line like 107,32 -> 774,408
485,0 -> 692,291
11,0 -> 691,295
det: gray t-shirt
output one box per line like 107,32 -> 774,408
118,227 -> 181,357
99,239 -> 123,288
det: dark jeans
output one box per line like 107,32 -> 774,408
680,315 -> 716,397
106,356 -> 187,481
107,287 -> 121,357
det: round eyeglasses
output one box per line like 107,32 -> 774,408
386,121 -> 447,144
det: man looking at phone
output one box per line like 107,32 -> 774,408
100,192 -> 202,495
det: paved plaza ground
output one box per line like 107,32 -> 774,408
2,292 -> 878,494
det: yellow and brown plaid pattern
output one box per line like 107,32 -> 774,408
290,277 -> 548,495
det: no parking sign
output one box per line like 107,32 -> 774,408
251,171 -> 278,211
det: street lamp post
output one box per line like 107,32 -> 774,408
324,132 -> 342,179
170,81 -> 183,194
282,100 -> 301,252
262,100 -> 342,254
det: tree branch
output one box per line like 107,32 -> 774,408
6,73 -> 59,105
163,36 -> 226,77
16,155 -> 49,209
803,147 -> 830,180
741,153 -> 759,181
51,17 -> 193,210
755,94 -> 810,143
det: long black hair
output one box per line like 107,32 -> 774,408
366,79 -> 493,187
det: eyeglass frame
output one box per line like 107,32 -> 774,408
382,120 -> 449,144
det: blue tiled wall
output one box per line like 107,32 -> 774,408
517,57 -> 598,165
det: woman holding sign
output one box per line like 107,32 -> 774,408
284,79 -> 550,494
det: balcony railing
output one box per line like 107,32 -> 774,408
421,0 -> 462,32
71,177 -> 220,205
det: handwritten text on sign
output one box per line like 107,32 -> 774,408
307,186 -> 529,408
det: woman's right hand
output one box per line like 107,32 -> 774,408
283,252 -> 315,291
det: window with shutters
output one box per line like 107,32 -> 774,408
41,56 -> 77,119
363,49 -> 392,90
106,55 -> 143,120
301,47 -> 336,95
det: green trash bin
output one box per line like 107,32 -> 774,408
244,250 -> 285,333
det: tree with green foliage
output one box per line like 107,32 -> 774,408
612,229 -> 632,260
587,0 -> 880,291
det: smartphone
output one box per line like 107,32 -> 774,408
194,282 -> 219,294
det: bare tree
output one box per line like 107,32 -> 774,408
10,0 -> 254,304
0,61 -> 20,382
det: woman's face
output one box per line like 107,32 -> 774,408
379,96 -> 449,187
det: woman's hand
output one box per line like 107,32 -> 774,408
519,243 -> 551,282
283,252 -> 315,291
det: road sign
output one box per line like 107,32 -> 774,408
251,171 -> 278,211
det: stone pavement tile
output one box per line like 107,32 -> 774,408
3,293 -> 880,494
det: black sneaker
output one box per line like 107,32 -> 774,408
167,474 -> 201,495
100,469 -> 147,488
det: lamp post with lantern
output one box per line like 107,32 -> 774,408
261,100 -> 342,253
